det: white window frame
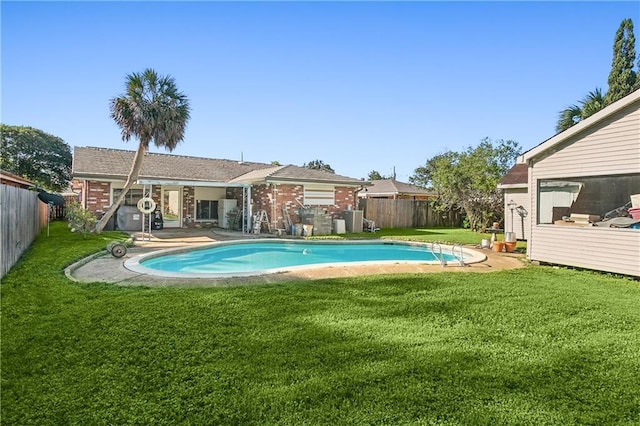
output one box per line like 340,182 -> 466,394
303,185 -> 335,206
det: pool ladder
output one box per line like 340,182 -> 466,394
451,243 -> 466,267
430,243 -> 466,267
430,242 -> 447,267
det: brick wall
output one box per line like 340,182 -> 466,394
85,180 -> 111,214
333,186 -> 357,217
74,180 -> 359,232
74,179 -> 165,216
182,186 -> 195,223
248,183 -> 358,231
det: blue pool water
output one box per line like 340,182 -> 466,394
126,240 -> 472,278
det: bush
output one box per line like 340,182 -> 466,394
65,202 -> 96,237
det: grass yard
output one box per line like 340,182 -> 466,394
311,226 -> 527,251
1,222 -> 639,425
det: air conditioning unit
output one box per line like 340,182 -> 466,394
343,210 -> 363,233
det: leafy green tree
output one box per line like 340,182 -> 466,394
427,138 -> 521,232
94,69 -> 191,233
0,125 -> 71,192
367,170 -> 393,180
605,18 -> 637,105
303,159 -> 334,174
556,88 -> 606,133
408,155 -> 447,189
556,19 -> 638,132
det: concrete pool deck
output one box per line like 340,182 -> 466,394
66,229 -> 527,287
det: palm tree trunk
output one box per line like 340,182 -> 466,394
94,142 -> 148,233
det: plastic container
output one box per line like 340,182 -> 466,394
302,224 -> 314,236
292,224 -> 303,236
629,207 -> 640,219
631,194 -> 640,208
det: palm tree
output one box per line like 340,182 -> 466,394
556,104 -> 583,133
555,88 -> 606,133
581,88 -> 606,119
94,69 -> 191,233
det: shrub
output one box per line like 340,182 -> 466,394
65,202 -> 96,237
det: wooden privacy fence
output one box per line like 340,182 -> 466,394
1,185 -> 49,278
358,198 -> 462,229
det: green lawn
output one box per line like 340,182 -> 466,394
2,222 -> 639,425
311,227 -> 527,250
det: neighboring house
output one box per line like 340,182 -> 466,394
497,163 -> 530,240
0,170 -> 37,190
72,146 -> 366,234
358,179 -> 437,200
516,88 -> 640,277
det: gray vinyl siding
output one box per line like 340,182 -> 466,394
503,189 -> 530,240
532,106 -> 639,179
527,98 -> 640,277
529,226 -> 640,277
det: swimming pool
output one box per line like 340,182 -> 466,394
124,239 -> 486,278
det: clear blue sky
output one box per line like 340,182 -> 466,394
2,1 -> 638,181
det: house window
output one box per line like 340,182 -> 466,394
112,188 -> 145,207
194,187 -> 226,221
304,186 -> 335,206
196,200 -> 218,220
537,173 -> 640,224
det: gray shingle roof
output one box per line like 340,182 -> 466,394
73,146 -> 364,185
72,146 -> 272,182
265,165 -> 365,185
361,179 -> 436,197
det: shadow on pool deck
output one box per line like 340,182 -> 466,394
66,228 -> 527,287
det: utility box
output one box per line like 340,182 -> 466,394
343,210 -> 363,233
116,206 -> 143,231
333,219 -> 346,234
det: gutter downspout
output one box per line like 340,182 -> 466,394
354,185 -> 365,211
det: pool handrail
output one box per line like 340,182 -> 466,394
430,242 -> 446,267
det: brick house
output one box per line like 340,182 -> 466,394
72,146 -> 367,234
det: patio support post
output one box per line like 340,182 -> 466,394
245,185 -> 252,233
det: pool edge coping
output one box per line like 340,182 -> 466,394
123,239 -> 488,279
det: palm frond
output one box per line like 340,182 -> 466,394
556,104 -> 582,133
